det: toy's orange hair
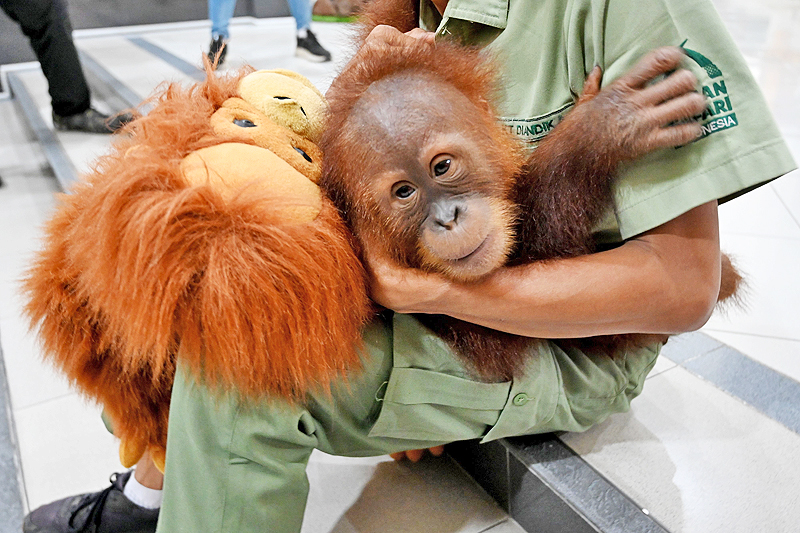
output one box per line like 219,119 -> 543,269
23,65 -> 370,465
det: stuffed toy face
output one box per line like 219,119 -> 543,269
183,70 -> 328,224
237,68 -> 328,142
23,67 -> 370,473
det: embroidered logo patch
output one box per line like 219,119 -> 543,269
682,41 -> 739,139
500,102 -> 574,143
503,43 -> 738,145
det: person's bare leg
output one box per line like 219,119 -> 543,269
134,450 -> 164,490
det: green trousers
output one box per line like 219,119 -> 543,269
158,313 -> 659,532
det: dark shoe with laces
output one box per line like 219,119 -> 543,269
53,108 -> 134,134
296,29 -> 331,62
23,471 -> 159,533
207,36 -> 227,68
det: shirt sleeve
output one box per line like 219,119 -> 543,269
379,314 -> 661,442
548,341 -> 660,431
565,0 -> 796,240
479,339 -> 660,440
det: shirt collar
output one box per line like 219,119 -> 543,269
430,0 -> 510,29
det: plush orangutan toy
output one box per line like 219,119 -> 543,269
23,66 -> 371,472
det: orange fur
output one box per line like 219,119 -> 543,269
357,0 -> 419,37
23,65 -> 370,461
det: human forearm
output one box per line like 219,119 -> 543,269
371,201 -> 722,338
436,246 -> 715,338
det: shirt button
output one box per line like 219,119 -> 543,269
512,393 -> 530,406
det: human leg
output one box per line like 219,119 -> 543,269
207,0 -> 237,65
131,451 -> 164,490
1,0 -> 132,132
208,0 -> 236,40
285,0 -> 311,32
287,0 -> 331,62
0,0 -> 90,117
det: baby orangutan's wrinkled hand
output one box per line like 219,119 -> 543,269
573,46 -> 706,160
390,445 -> 446,463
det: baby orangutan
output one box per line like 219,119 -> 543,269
321,35 -> 740,380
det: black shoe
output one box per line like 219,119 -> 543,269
207,36 -> 227,68
53,108 -> 134,134
23,471 -> 159,533
296,29 -> 331,63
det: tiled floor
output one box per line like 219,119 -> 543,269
0,2 -> 798,532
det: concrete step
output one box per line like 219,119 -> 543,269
450,331 -> 800,533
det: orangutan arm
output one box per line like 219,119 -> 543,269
368,200 -> 722,338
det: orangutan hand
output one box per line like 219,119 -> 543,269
363,24 -> 435,51
572,46 -> 706,161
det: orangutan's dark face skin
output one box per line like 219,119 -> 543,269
345,72 -> 518,281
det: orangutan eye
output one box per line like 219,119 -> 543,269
233,118 -> 256,128
393,183 -> 416,200
433,158 -> 451,177
294,147 -> 313,163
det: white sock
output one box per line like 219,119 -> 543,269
297,27 -> 308,39
123,471 -> 163,510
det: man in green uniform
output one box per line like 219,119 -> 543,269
156,1 -> 795,532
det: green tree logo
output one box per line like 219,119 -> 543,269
680,39 -> 723,79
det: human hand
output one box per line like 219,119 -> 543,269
573,46 -> 706,160
365,250 -> 452,313
340,26 -> 435,87
390,445 -> 446,463
363,24 -> 435,50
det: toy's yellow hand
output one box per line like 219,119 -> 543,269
119,437 -> 147,469
150,446 -> 166,473
180,142 -> 322,224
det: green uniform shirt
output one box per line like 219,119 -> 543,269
423,0 -> 795,241
158,1 -> 795,531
